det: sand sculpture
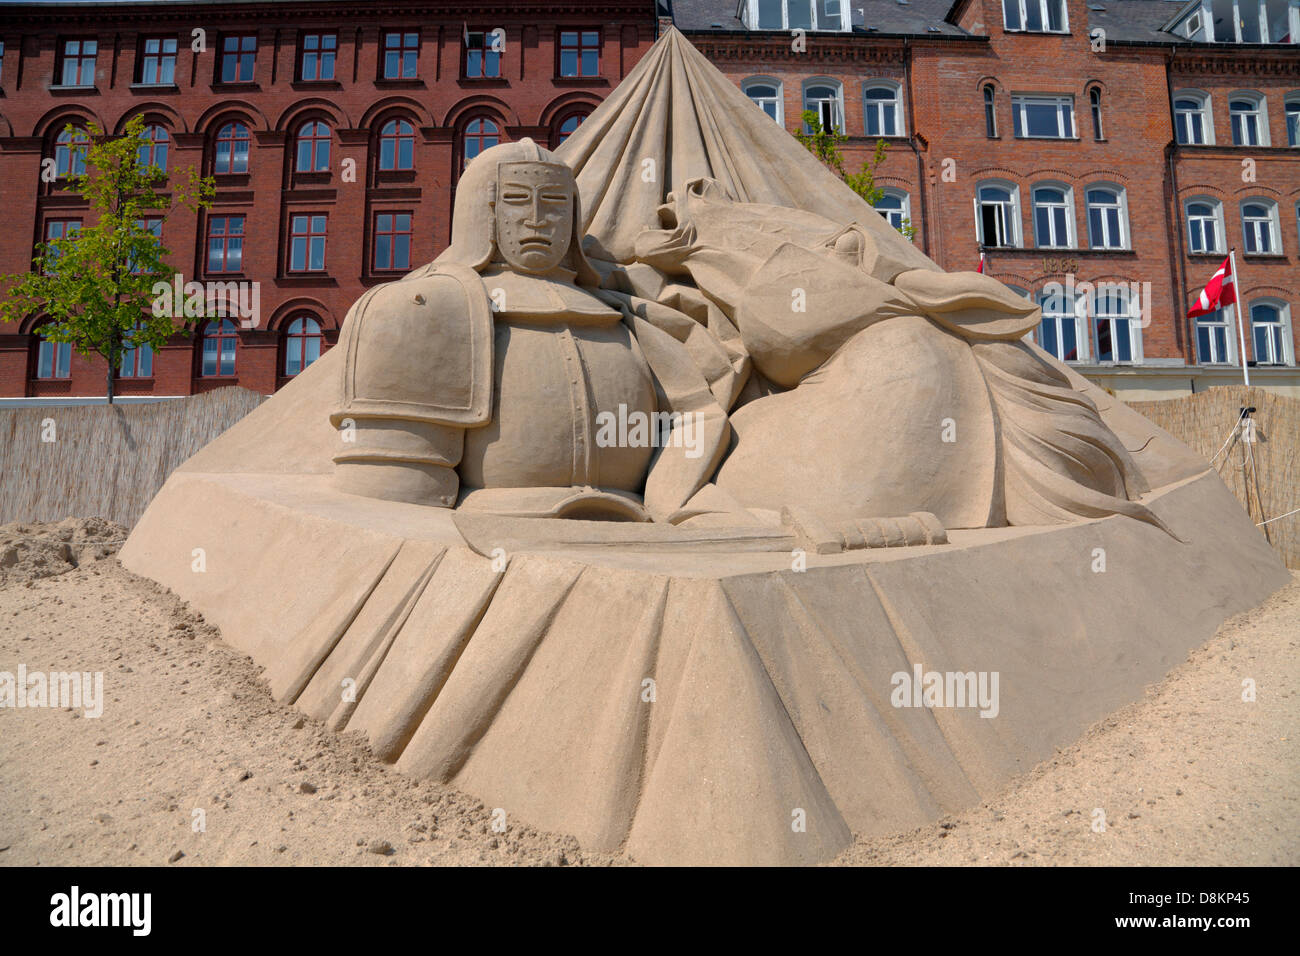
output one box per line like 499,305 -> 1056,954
121,29 -> 1290,864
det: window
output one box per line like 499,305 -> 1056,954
219,34 -> 257,84
863,84 -> 902,137
200,319 -> 238,377
1089,87 -> 1103,140
1093,286 -> 1140,364
295,120 -> 331,173
41,219 -> 80,272
803,82 -> 843,133
373,212 -> 412,271
983,84 -> 997,138
875,190 -> 910,232
558,30 -> 600,77
299,33 -> 336,81
283,316 -> 323,376
1086,186 -> 1128,250
36,328 -> 72,380
1174,92 -> 1212,145
554,113 -> 587,147
138,36 -> 177,85
1012,95 -> 1074,138
1185,199 -> 1224,254
119,323 -> 153,378
464,30 -> 501,79
1002,0 -> 1068,33
59,38 -> 97,86
746,0 -> 848,31
53,128 -> 89,178
205,215 -> 244,273
1287,96 -> 1300,147
1037,289 -> 1084,362
977,182 -> 1020,248
289,214 -> 328,272
129,217 -> 162,273
744,78 -> 783,124
0,42 -> 5,86
1250,301 -> 1292,366
137,124 -> 169,173
1229,94 -> 1268,146
382,32 -> 419,79
378,119 -> 415,170
462,117 -> 499,170
1241,200 -> 1280,255
1195,309 -> 1234,365
1032,184 -> 1074,249
213,122 -> 250,174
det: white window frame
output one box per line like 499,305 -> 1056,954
802,79 -> 844,134
1195,308 -> 1238,366
1085,184 -> 1129,250
1185,197 -> 1225,255
1173,90 -> 1214,146
875,188 -> 911,232
1286,94 -> 1300,147
742,76 -> 784,125
743,0 -> 849,32
862,82 -> 904,138
1229,91 -> 1270,147
1001,0 -> 1070,33
1037,287 -> 1088,363
983,84 -> 998,138
1031,182 -> 1076,249
1240,199 -> 1281,256
1091,284 -> 1143,365
1011,94 -> 1076,139
975,180 -> 1022,249
1248,299 -> 1294,366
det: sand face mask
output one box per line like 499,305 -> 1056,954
493,162 -> 575,276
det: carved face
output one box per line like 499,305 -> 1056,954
494,162 -> 575,276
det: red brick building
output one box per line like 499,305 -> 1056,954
677,0 -> 1300,398
0,0 -> 654,400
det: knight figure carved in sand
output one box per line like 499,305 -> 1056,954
330,137 -> 1167,541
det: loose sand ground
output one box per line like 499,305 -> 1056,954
1,520 -> 1295,866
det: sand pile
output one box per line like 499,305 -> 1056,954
0,517 -> 127,588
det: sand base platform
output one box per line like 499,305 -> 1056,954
118,467 -> 1289,865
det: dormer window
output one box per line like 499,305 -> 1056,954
740,0 -> 849,32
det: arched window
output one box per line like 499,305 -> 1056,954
1085,185 -> 1128,250
1249,300 -> 1292,366
34,325 -> 72,379
863,83 -> 902,137
1088,87 -> 1103,141
200,319 -> 238,377
875,189 -> 910,232
983,84 -> 997,138
743,78 -> 783,124
1173,91 -> 1213,145
1229,93 -> 1268,146
1195,308 -> 1234,365
1037,287 -> 1084,362
283,315 -> 323,376
119,322 -> 153,378
54,127 -> 89,178
976,181 -> 1020,248
554,112 -> 588,146
1092,285 -> 1140,364
1241,199 -> 1280,255
1031,184 -> 1073,249
136,123 -> 170,172
213,121 -> 250,173
803,81 -> 843,134
295,120 -> 331,172
462,117 -> 499,170
1184,198 -> 1224,255
378,119 -> 415,171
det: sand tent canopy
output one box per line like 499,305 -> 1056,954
554,27 -> 937,281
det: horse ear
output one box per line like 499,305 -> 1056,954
893,269 -> 1040,341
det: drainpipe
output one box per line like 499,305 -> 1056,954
1165,43 -> 1195,389
902,38 -> 931,257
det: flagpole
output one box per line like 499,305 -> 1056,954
1229,248 -> 1249,388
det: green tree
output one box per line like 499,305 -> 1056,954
0,114 -> 215,403
794,109 -> 917,242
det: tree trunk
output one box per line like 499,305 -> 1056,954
106,361 -> 115,405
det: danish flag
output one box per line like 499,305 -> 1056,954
976,251 -> 985,274
1187,254 -> 1237,318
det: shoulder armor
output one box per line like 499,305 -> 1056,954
333,263 -> 493,427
